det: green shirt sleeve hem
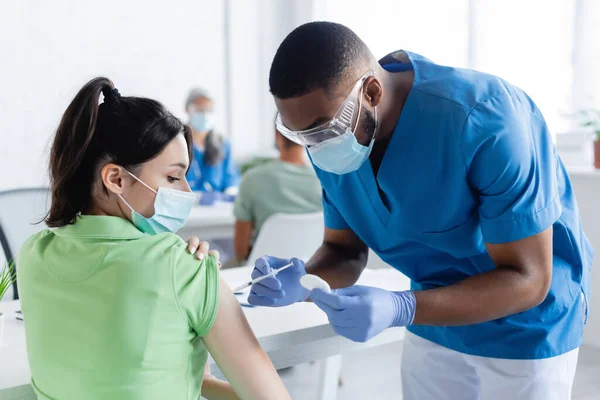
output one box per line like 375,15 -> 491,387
170,245 -> 220,337
194,255 -> 220,337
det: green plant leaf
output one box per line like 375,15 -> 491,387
576,109 -> 600,122
0,260 -> 16,301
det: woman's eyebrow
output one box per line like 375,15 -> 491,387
170,162 -> 188,169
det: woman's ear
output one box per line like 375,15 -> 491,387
101,163 -> 128,195
365,77 -> 383,108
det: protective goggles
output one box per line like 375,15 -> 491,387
275,71 -> 374,147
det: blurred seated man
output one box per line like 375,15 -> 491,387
232,127 -> 323,265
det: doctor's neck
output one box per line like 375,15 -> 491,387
373,64 -> 414,143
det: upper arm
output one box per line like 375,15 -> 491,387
233,175 -> 253,222
464,92 -> 561,245
323,226 -> 366,249
485,227 -> 553,293
234,220 -> 253,261
464,92 -> 557,298
202,278 -> 290,399
233,174 -> 254,261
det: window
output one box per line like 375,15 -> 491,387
319,0 -> 576,140
320,0 -> 470,67
470,0 -> 575,137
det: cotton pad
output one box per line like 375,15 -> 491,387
300,274 -> 331,294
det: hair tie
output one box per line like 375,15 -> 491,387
102,87 -> 121,106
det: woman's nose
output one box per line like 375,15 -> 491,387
183,179 -> 192,193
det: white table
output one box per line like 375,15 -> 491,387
0,267 -> 409,400
178,204 -> 236,241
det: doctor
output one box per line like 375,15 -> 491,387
248,22 -> 592,399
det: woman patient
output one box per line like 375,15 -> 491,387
18,77 -> 290,400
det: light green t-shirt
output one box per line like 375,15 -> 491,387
234,159 -> 323,232
18,215 -> 219,400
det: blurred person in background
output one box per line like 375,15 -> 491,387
231,119 -> 322,266
185,88 -> 239,195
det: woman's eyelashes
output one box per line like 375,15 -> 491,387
167,176 -> 181,183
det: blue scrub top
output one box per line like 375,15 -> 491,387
314,51 -> 593,360
186,140 -> 239,192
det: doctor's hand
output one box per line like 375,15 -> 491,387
247,256 -> 309,307
310,286 -> 417,343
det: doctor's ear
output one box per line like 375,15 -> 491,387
364,77 -> 383,107
100,163 -> 129,195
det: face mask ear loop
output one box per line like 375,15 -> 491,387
122,168 -> 158,194
371,104 -> 379,141
353,84 -> 366,134
118,194 -> 135,212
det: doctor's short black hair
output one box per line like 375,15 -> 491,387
269,21 -> 372,99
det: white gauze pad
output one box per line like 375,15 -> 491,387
300,274 -> 331,293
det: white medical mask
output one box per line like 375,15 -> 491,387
189,111 -> 215,133
118,169 -> 196,235
309,106 -> 378,175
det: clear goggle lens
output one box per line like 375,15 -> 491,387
275,71 -> 374,147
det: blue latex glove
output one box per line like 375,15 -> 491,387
247,256 -> 309,307
310,285 -> 416,342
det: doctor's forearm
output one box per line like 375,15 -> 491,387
411,265 -> 551,326
305,242 -> 368,289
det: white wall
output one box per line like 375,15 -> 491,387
226,0 -> 318,161
0,0 -> 226,191
226,0 -> 264,160
317,0 -> 470,66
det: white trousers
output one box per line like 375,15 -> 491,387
401,331 -> 579,400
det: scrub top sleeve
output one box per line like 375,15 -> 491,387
322,189 -> 349,230
233,173 -> 254,222
221,141 -> 240,189
463,92 -> 561,244
172,242 -> 220,337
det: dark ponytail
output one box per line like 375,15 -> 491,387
203,130 -> 223,166
46,77 -> 192,227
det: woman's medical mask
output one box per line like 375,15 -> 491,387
189,111 -> 215,133
309,105 -> 378,175
118,169 -> 196,235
